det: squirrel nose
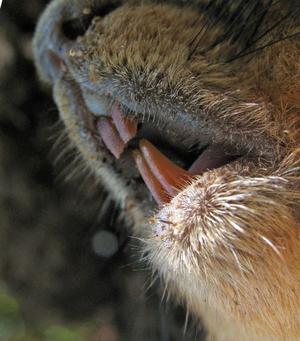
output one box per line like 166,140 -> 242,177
61,2 -> 121,40
33,0 -> 121,83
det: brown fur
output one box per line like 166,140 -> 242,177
33,1 -> 300,339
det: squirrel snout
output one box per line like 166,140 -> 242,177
33,0 -> 121,83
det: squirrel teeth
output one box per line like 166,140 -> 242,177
97,117 -> 126,159
133,140 -> 194,205
111,102 -> 138,143
133,150 -> 171,205
96,101 -> 138,158
95,101 -> 231,205
188,145 -> 236,175
96,102 -> 194,204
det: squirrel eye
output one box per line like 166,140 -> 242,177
61,2 -> 121,40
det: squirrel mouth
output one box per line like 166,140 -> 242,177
81,92 -> 239,205
32,2 -> 271,209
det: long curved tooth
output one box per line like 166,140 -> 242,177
132,150 -> 170,205
139,139 -> 193,197
96,118 -> 125,159
111,102 -> 138,143
189,145 -> 235,175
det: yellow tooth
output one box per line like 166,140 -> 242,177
139,139 -> 193,197
111,102 -> 138,143
97,117 -> 125,159
189,145 -> 234,175
132,150 -> 170,205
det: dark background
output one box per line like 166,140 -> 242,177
0,1 -> 205,340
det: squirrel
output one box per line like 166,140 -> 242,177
33,1 -> 300,340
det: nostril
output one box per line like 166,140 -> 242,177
61,17 -> 91,40
95,2 -> 121,17
34,0 -> 121,82
61,2 -> 121,40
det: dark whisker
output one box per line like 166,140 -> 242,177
226,31 -> 300,63
251,9 -> 298,45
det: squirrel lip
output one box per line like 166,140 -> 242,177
95,101 -> 235,205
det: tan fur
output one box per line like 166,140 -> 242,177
33,1 -> 300,339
